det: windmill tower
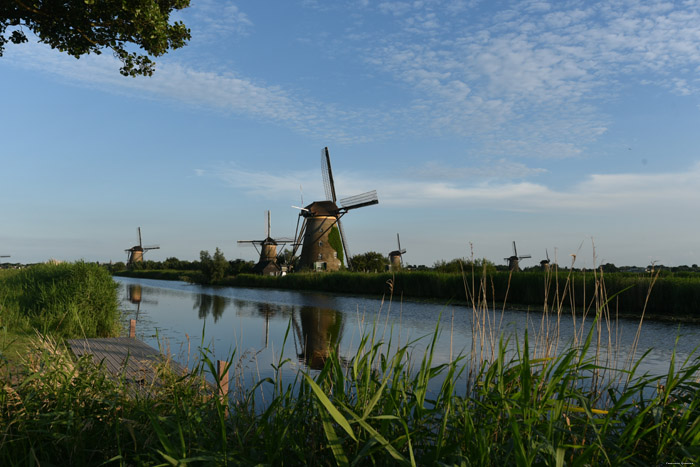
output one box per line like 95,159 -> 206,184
291,147 -> 379,272
125,227 -> 160,267
539,250 -> 551,271
505,241 -> 530,272
238,210 -> 294,276
388,233 -> 407,271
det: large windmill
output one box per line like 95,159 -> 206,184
238,210 -> 294,276
505,241 -> 530,272
291,147 -> 378,271
125,227 -> 160,266
388,233 -> 406,271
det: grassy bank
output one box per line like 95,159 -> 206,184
0,262 -> 120,351
2,263 -> 700,463
222,269 -> 697,320
1,309 -> 699,464
113,268 -> 199,282
115,265 -> 700,319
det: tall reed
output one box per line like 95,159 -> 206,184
0,262 -> 119,338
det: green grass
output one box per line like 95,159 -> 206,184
0,262 -> 120,340
2,264 -> 700,464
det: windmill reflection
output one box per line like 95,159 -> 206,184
126,283 -> 158,322
255,302 -> 276,347
292,306 -> 345,370
193,294 -> 228,322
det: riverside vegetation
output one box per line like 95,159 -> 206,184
117,266 -> 700,320
2,262 -> 700,464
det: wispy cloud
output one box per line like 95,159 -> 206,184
205,160 -> 700,213
363,0 -> 700,156
179,0 -> 253,42
1,41 -> 385,144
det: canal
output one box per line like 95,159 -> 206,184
115,276 -> 700,390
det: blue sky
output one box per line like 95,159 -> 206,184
2,0 -> 700,268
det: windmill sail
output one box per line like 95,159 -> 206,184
337,219 -> 352,270
339,190 -> 378,211
321,147 -> 337,202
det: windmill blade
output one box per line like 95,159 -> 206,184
291,216 -> 307,259
519,255 -> 531,259
337,219 -> 353,270
397,233 -> 401,251
339,190 -> 379,211
512,241 -> 517,257
271,237 -> 295,243
291,205 -> 310,212
320,147 -> 337,203
0,255 -> 10,258
266,210 -> 271,238
138,227 -> 143,248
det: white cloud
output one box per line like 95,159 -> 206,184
1,41 -> 385,144
364,0 -> 700,156
205,160 -> 700,214
184,0 -> 253,41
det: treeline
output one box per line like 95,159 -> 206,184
111,250 -> 256,284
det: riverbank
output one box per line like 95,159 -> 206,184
2,315 -> 699,464
3,263 -> 699,464
115,268 -> 700,321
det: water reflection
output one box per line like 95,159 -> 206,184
292,307 -> 345,370
114,277 -> 700,383
127,284 -> 142,304
194,293 -> 228,322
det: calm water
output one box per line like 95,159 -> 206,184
115,277 -> 700,387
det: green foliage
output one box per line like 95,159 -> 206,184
2,320 -> 699,464
351,251 -> 388,272
227,258 -> 255,276
327,226 -> 344,264
212,248 -> 227,283
198,248 -> 228,284
433,257 -> 496,274
0,0 -> 191,76
0,262 -> 119,338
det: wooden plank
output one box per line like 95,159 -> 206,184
66,337 -> 187,388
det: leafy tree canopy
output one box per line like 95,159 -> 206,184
351,251 -> 388,273
1,0 -> 191,76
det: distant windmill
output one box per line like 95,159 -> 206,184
291,147 -> 379,271
505,241 -> 530,272
238,210 -> 294,276
125,227 -> 160,266
388,233 -> 407,271
539,250 -> 551,271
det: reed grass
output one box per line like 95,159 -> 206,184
0,262 -> 120,339
2,262 -> 699,464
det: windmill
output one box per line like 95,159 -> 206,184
388,233 -> 406,271
539,249 -> 551,271
125,227 -> 160,266
291,147 -> 379,271
505,241 -> 530,272
237,210 -> 294,276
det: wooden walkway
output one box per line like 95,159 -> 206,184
67,337 -> 186,387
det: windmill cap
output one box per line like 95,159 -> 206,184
302,200 -> 339,217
